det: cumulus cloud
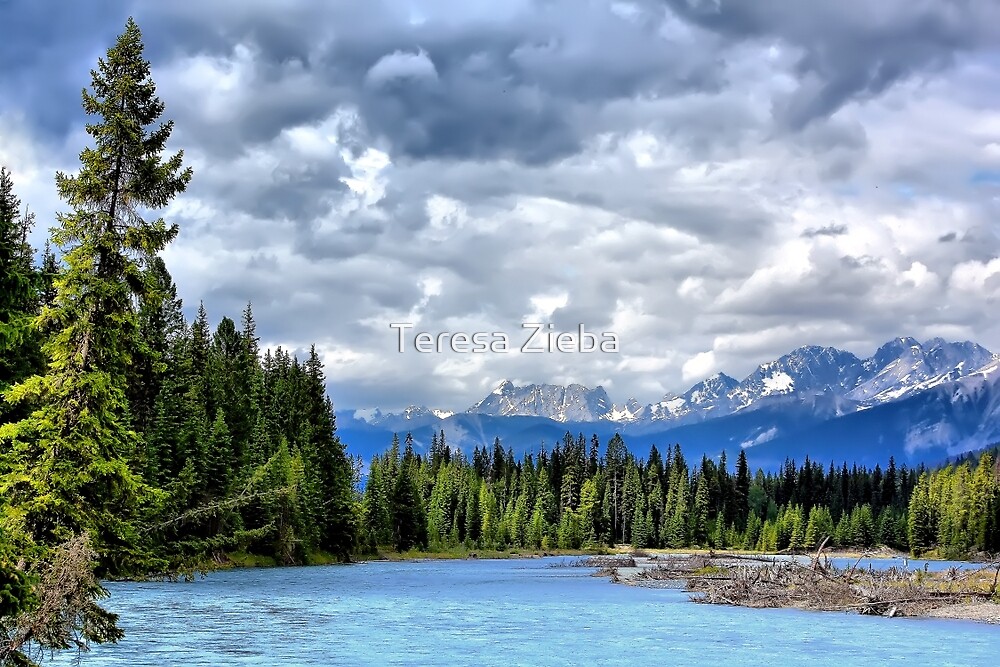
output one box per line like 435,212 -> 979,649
2,0 -> 1000,410
682,351 -> 718,383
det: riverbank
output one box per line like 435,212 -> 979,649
216,545 -> 956,569
361,546 -> 609,562
197,546 -> 610,571
588,552 -> 1000,624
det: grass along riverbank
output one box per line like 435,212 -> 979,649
362,546 -> 611,561
196,546 -> 611,570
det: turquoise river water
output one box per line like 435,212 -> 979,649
45,556 -> 997,666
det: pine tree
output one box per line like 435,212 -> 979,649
128,257 -> 182,442
907,473 -> 934,554
605,434 -> 627,543
734,449 -> 751,529
0,166 -> 42,421
360,455 -> 393,549
630,493 -> 649,549
206,409 -> 233,495
391,444 -> 427,552
692,473 -> 711,546
38,242 -> 59,310
665,469 -> 690,548
787,505 -> 805,551
0,17 -> 191,659
1,15 -> 191,558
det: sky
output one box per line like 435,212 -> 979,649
1,0 -> 1000,413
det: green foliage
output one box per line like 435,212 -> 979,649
1,16 -> 191,571
0,19 -> 360,664
356,436 -> 1000,560
0,167 -> 44,422
0,532 -> 35,622
906,455 -> 998,557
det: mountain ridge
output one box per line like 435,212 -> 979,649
352,336 -> 997,426
339,336 -> 1000,468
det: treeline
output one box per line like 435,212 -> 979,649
132,297 -> 359,567
908,454 -> 1000,557
359,431 -> 1000,557
0,19 -> 359,664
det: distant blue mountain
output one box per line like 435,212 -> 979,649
338,338 -> 1000,469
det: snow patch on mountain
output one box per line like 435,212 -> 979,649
762,372 -> 794,395
467,380 -> 612,422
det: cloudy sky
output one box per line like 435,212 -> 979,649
2,1 -> 1000,412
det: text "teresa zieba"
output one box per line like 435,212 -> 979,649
390,323 -> 620,354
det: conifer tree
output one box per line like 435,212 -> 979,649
692,474 -> 711,546
630,493 -> 649,549
605,434 -> 627,543
38,243 -> 59,310
907,473 -> 934,554
0,17 -> 191,659
128,257 -> 182,441
1,15 -> 191,560
0,167 -> 42,421
391,443 -> 427,552
734,449 -> 751,529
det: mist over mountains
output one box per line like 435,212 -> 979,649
340,337 -> 1000,468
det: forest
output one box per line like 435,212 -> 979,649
0,19 -> 358,665
359,431 -> 1000,559
2,15 -> 1000,667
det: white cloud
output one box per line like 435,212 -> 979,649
682,351 -> 717,383
526,291 -> 569,322
365,49 -> 439,86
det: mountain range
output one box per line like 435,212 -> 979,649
338,337 -> 1000,469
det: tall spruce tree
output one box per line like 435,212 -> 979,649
0,18 -> 191,661
0,167 -> 42,419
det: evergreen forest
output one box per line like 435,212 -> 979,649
359,432 -> 1000,560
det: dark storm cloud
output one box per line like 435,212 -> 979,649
657,0 -> 1000,130
194,156 -> 352,224
0,0 -> 132,139
133,0 -> 728,165
802,224 -> 848,238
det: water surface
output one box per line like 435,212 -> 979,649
50,557 -> 996,666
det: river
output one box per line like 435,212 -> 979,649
47,557 -> 996,666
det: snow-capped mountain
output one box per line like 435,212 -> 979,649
730,345 -> 865,409
338,337 -> 1000,467
466,380 -> 612,422
353,337 -> 996,428
352,405 -> 453,428
847,337 -> 995,404
641,373 -> 741,423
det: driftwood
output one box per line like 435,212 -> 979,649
594,548 -> 1000,619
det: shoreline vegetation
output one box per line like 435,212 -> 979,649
583,547 -> 1000,625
